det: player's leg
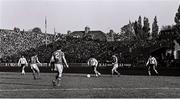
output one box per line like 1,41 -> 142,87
94,66 -> 101,77
153,65 -> 158,75
114,64 -> 120,76
34,64 -> 40,79
112,66 -> 115,75
32,68 -> 36,79
112,64 -> 120,76
21,64 -> 25,75
30,64 -> 36,79
53,64 -> 63,86
147,65 -> 151,76
31,64 -> 40,79
52,70 -> 59,86
52,64 -> 58,86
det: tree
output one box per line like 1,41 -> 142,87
174,5 -> 180,40
138,16 -> 142,29
121,21 -> 135,40
135,16 -> 143,39
142,17 -> 150,39
32,27 -> 42,33
14,27 -> 20,33
152,16 -> 159,39
133,21 -> 138,36
175,5 -> 180,25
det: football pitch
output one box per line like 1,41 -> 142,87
0,72 -> 180,98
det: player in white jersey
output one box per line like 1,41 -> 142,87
18,56 -> 28,75
87,58 -> 101,77
112,55 -> 120,76
146,55 -> 158,76
30,55 -> 42,79
50,49 -> 69,86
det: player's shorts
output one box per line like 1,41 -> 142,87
21,64 -> 26,68
54,64 -> 63,77
30,64 -> 39,71
147,64 -> 155,69
112,63 -> 119,69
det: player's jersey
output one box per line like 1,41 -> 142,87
53,50 -> 64,64
149,57 -> 156,64
19,58 -> 27,64
31,56 -> 38,64
112,56 -> 118,64
88,58 -> 98,66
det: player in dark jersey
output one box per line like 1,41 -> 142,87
112,55 -> 120,76
50,49 -> 69,86
30,55 -> 42,80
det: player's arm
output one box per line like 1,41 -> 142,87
154,58 -> 158,66
25,58 -> 28,66
87,59 -> 90,66
62,54 -> 69,68
146,58 -> 149,66
50,55 -> 54,63
49,55 -> 54,67
18,58 -> 21,66
36,58 -> 42,66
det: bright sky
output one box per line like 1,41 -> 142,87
0,0 -> 180,34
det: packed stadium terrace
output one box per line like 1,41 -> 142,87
0,28 -> 163,67
0,29 -> 55,62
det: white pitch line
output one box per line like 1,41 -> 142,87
0,87 -> 180,92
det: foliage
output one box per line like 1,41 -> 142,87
152,16 -> 159,39
175,5 -> 180,25
142,17 -> 150,39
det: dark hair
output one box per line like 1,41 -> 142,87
55,45 -> 62,51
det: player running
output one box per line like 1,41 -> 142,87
30,54 -> 42,80
112,55 -> 120,76
50,49 -> 69,86
87,58 -> 101,77
146,55 -> 159,76
18,55 -> 28,75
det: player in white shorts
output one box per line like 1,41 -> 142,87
18,55 -> 28,75
87,58 -> 101,77
30,55 -> 42,80
50,49 -> 69,86
112,55 -> 120,76
146,55 -> 158,76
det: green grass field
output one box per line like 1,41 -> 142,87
0,72 -> 180,98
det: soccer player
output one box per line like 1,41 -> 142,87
50,49 -> 69,86
30,54 -> 42,80
18,55 -> 28,75
112,55 -> 120,76
87,58 -> 101,77
146,55 -> 159,76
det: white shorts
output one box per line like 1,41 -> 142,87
30,64 -> 39,71
112,63 -> 118,70
54,64 -> 63,77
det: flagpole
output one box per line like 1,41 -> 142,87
45,16 -> 47,46
54,27 -> 56,41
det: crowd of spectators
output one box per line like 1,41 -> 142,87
0,29 -> 54,63
0,29 -> 173,68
